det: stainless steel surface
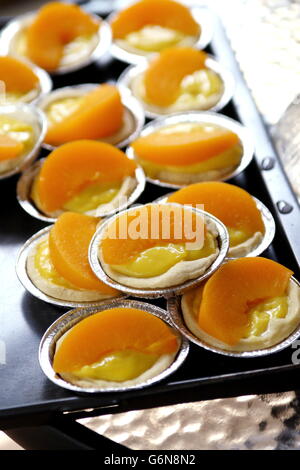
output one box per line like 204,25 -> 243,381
89,203 -> 229,298
153,194 -> 276,259
39,300 -> 190,394
79,391 -> 300,450
0,103 -> 47,180
15,225 -> 125,309
108,6 -> 214,65
36,83 -> 145,151
167,276 -> 300,358
273,97 -> 300,202
126,111 -> 255,189
0,12 -> 112,75
117,55 -> 235,118
17,156 -> 146,222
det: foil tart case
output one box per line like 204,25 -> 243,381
108,6 -> 214,65
117,54 -> 235,119
38,299 -> 190,394
126,110 -> 255,189
15,225 -> 126,309
36,83 -> 145,151
16,156 -> 146,223
153,193 -> 276,259
88,203 -> 230,299
0,103 -> 47,180
0,12 -> 112,75
167,276 -> 300,358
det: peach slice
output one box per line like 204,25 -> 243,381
49,212 -> 117,294
45,84 -> 124,146
144,48 -> 207,107
168,182 -> 265,235
131,124 -> 240,166
0,134 -> 24,161
0,56 -> 39,93
35,140 -> 136,213
53,307 -> 178,373
198,257 -> 293,345
101,204 -> 206,265
26,2 -> 100,71
111,0 -> 200,39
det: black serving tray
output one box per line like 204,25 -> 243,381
1,6 -> 300,433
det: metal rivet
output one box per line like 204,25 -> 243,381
277,200 -> 293,214
261,157 -> 275,170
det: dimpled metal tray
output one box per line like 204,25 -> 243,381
1,5 -> 300,432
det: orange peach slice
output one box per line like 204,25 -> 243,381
132,125 -> 240,166
168,182 -> 264,235
111,0 -> 200,39
0,56 -> 39,93
49,212 -> 117,294
26,2 -> 100,71
0,134 -> 24,161
45,84 -> 124,146
198,257 -> 293,345
144,48 -> 207,107
35,140 -> 136,213
53,307 -> 178,373
101,204 -> 206,265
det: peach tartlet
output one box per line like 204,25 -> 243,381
0,104 -> 45,176
52,306 -> 180,389
26,212 -> 119,303
110,0 -> 201,59
0,56 -> 52,104
39,84 -> 140,148
30,140 -> 141,218
130,117 -> 245,186
129,48 -> 225,114
96,203 -> 221,291
167,182 -> 267,257
5,2 -> 104,73
181,257 -> 300,353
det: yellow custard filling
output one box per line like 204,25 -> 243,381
63,181 -> 121,213
135,122 -> 242,176
244,297 -> 288,337
0,116 -> 34,153
141,69 -> 223,108
46,96 -> 84,126
123,25 -> 196,52
34,238 -> 74,289
227,227 -> 253,248
111,232 -> 217,278
31,174 -> 122,214
72,350 -> 159,381
181,70 -> 222,98
2,90 -> 37,104
138,145 -> 242,176
190,287 -> 289,340
60,34 -> 98,65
